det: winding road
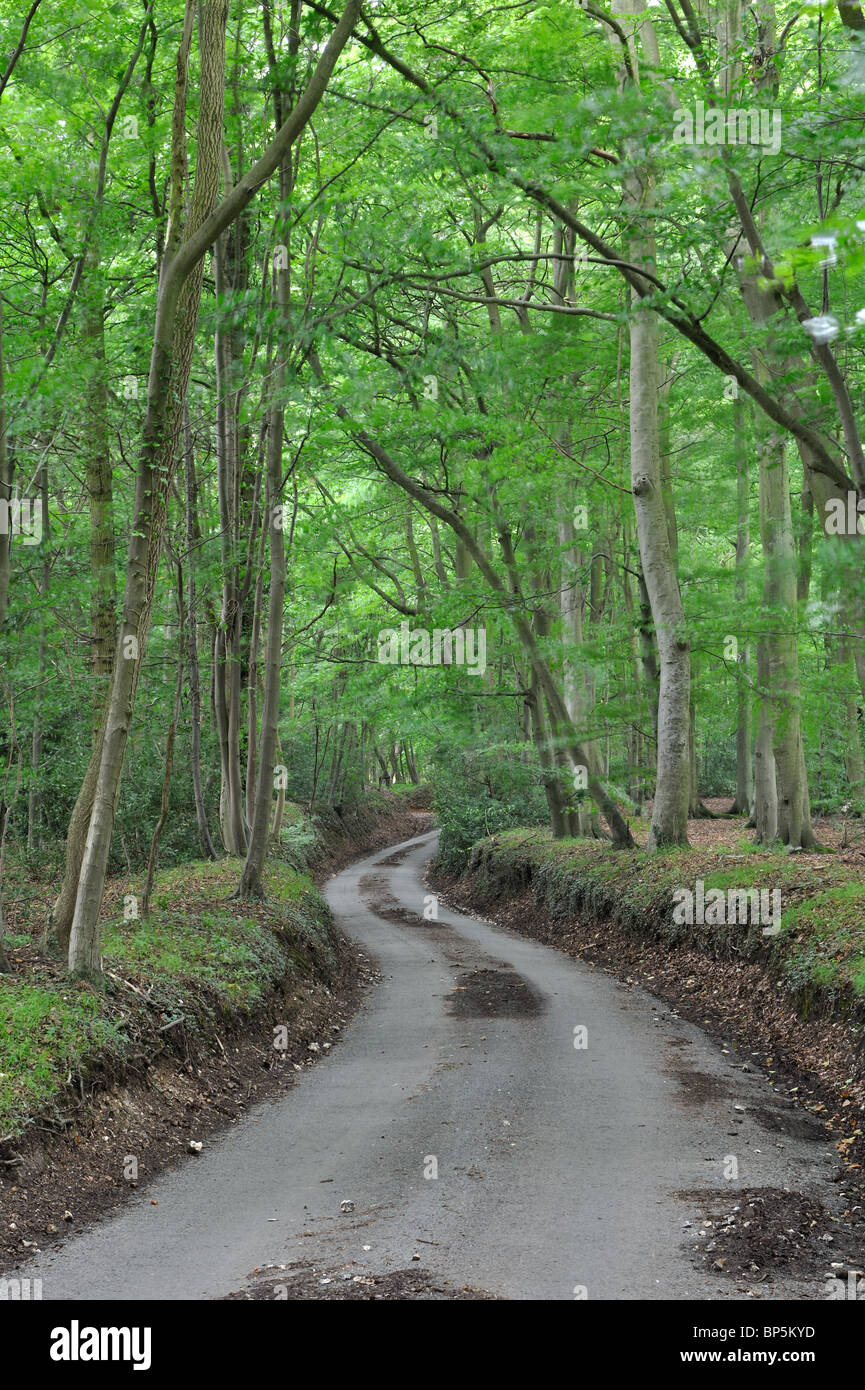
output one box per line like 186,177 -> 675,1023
20,829 -> 839,1300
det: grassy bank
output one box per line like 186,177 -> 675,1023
458,828 -> 865,1034
0,857 -> 340,1140
0,789 -> 426,1141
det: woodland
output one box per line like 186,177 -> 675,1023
0,0 -> 863,984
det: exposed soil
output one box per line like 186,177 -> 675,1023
0,959 -> 377,1269
749,1101 -> 827,1142
358,873 -> 429,928
223,1261 -> 496,1300
430,806 -> 865,1295
0,806 -> 428,1272
663,1065 -> 731,1107
679,1187 -> 863,1286
447,965 -> 543,1019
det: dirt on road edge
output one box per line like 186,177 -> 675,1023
0,804 -> 430,1271
429,855 -> 865,1297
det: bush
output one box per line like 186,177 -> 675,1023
430,743 -> 548,874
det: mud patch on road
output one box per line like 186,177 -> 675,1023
360,871 -> 544,1019
447,966 -> 543,1019
359,873 -> 442,932
665,1066 -> 731,1106
374,846 -> 416,867
750,1101 -> 827,1142
679,1186 -> 864,1286
224,1260 -> 496,1300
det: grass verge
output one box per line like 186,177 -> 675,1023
459,828 -> 865,1034
0,857 -> 339,1140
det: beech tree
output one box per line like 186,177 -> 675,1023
0,0 -> 862,978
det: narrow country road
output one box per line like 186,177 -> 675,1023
21,831 -> 838,1301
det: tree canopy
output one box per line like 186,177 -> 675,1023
0,0 -> 863,975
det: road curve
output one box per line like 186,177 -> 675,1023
19,830 -> 837,1300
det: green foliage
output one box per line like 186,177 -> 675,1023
459,827 -> 865,1028
431,744 -> 549,874
0,857 -> 339,1137
0,984 -> 128,1135
0,0 -> 863,972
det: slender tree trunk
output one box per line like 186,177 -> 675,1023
526,677 -> 567,838
428,514 -> 448,589
67,0 -> 230,976
753,639 -> 779,842
51,260 -> 117,941
758,434 -> 815,847
732,407 -> 753,815
0,699 -> 22,972
607,1 -> 690,852
83,246 -> 116,728
271,732 -> 286,841
184,400 -> 218,859
245,545 -> 266,827
212,189 -> 250,856
0,298 -> 12,632
558,509 -> 597,835
237,442 -> 286,886
0,796 -> 13,973
236,0 -> 298,897
63,0 -> 358,972
27,456 -> 49,852
624,233 -> 690,837
141,576 -> 185,918
628,296 -> 691,849
688,691 -> 698,816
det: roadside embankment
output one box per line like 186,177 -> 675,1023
0,789 -> 429,1264
430,826 -> 865,1176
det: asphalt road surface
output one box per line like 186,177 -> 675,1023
20,829 -> 840,1300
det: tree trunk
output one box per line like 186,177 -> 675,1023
83,245 -> 116,729
620,89 -> 695,845
141,580 -> 185,918
758,434 -> 815,847
27,456 -> 50,852
526,675 -> 567,838
271,732 -> 286,841
629,302 -> 691,849
0,297 -> 11,632
245,545 -> 266,828
64,0 -> 359,974
235,0 -> 297,897
609,0 -> 690,849
212,186 -> 250,856
753,639 -> 779,843
731,406 -> 753,815
184,399 -> 218,859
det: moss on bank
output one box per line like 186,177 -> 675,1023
0,855 -> 340,1139
458,828 -> 865,1032
0,787 -> 428,1139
